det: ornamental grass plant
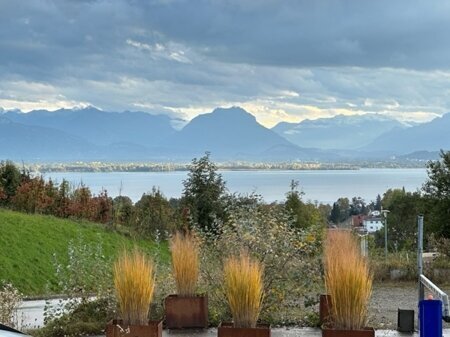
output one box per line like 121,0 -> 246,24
324,230 -> 372,330
114,249 -> 155,325
170,231 -> 199,296
223,252 -> 264,328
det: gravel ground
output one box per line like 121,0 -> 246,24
369,281 -> 450,329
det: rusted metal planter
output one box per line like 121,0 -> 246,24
164,294 -> 208,329
319,294 -> 332,326
106,319 -> 163,337
321,327 -> 375,337
217,322 -> 271,337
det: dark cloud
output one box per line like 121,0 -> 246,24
139,0 -> 450,69
0,0 -> 450,125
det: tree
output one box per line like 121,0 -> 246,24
374,194 -> 382,211
182,152 -> 227,233
0,161 -> 21,205
423,150 -> 450,237
113,195 -> 133,226
349,196 -> 367,216
285,180 -> 324,228
133,187 -> 179,236
11,176 -> 57,214
376,188 -> 425,250
330,202 -> 340,224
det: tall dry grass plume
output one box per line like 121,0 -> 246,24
324,230 -> 373,330
223,252 -> 264,328
114,249 -> 155,325
170,231 -> 199,296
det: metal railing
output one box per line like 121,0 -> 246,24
417,215 -> 450,325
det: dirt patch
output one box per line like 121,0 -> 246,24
369,281 -> 450,329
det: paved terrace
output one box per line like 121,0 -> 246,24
94,328 -> 450,337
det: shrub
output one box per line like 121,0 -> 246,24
196,196 -> 324,325
170,231 -> 199,296
31,298 -> 115,337
324,230 -> 372,330
223,252 -> 264,328
114,249 -> 155,325
0,282 -> 22,328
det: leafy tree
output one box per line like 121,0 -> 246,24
375,188 -> 424,250
374,194 -> 382,211
182,153 -> 227,233
113,196 -> 133,226
349,196 -> 367,216
11,176 -> 57,214
285,180 -> 324,228
423,150 -> 450,237
90,189 -> 113,224
133,187 -> 179,236
0,161 -> 21,205
330,202 -> 340,224
55,179 -> 71,218
329,197 -> 350,224
69,185 -> 94,219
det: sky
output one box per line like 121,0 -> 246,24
1,0 -> 450,127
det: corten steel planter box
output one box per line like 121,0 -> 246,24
217,322 -> 271,337
164,294 -> 208,329
319,294 -> 332,325
322,327 -> 375,337
106,319 -> 163,337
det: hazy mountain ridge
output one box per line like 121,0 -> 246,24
1,107 -> 311,161
3,107 -> 176,147
165,107 -> 301,158
363,113 -> 450,154
272,114 -> 408,150
0,107 -> 448,162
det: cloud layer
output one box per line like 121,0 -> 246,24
1,0 -> 450,126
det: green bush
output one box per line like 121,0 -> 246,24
195,197 -> 325,326
31,298 -> 115,337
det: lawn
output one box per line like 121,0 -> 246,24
0,209 -> 169,296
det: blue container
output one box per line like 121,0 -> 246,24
419,299 -> 442,337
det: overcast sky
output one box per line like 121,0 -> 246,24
1,0 -> 450,127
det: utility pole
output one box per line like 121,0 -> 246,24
381,209 -> 390,259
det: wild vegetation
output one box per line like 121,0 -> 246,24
0,282 -> 22,328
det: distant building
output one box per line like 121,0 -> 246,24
352,214 -> 384,234
363,217 -> 383,233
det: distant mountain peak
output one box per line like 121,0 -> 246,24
209,106 -> 256,121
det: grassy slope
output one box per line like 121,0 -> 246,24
0,209 -> 168,296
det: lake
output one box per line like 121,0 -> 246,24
43,168 -> 428,205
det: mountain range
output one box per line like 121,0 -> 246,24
0,106 -> 449,162
272,114 -> 408,150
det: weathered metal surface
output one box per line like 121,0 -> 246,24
321,327 -> 375,337
106,319 -> 163,337
319,294 -> 332,326
164,295 -> 208,329
217,322 -> 271,337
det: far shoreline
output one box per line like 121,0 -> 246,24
21,161 -> 429,174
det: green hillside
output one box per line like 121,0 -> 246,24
0,209 -> 168,296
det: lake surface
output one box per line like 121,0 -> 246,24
44,168 -> 428,205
